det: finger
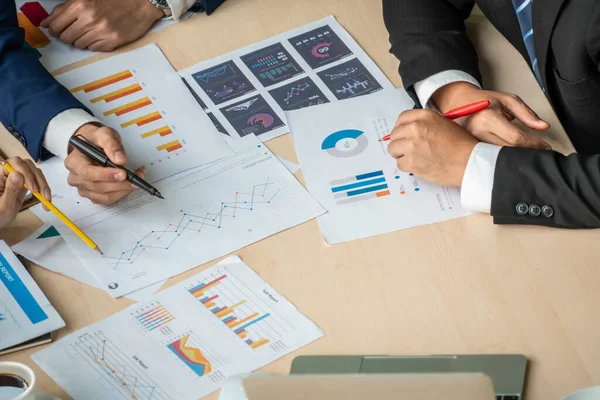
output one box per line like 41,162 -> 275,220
502,94 -> 550,131
40,2 -> 66,28
129,167 -> 147,190
72,29 -> 103,50
471,131 -> 512,147
485,115 -> 551,149
94,128 -> 127,165
7,157 -> 39,193
88,39 -> 119,53
0,172 -> 26,211
68,174 -> 136,193
58,19 -> 91,45
45,3 -> 78,38
24,159 -> 51,200
387,138 -> 410,159
65,152 -> 127,183
77,188 -> 132,205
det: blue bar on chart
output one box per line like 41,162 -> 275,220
0,253 -> 48,324
330,170 -> 390,205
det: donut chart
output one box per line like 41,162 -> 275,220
321,129 -> 368,158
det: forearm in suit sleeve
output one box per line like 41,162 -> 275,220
382,0 -> 482,88
491,148 -> 600,228
0,1 -> 87,160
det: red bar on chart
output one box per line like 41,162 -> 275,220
20,2 -> 49,27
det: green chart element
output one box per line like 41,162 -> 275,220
37,226 -> 60,239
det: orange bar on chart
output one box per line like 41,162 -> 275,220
250,338 -> 269,349
17,13 -> 50,48
157,140 -> 182,152
91,84 -> 142,103
103,97 -> 152,116
71,71 -> 133,93
376,190 -> 391,198
141,126 -> 172,139
121,111 -> 162,128
228,312 -> 259,329
166,143 -> 183,152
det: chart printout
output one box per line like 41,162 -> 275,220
32,256 -> 324,400
56,135 -> 325,297
14,0 -> 192,71
0,241 -> 64,351
287,89 -> 473,244
179,16 -> 394,141
53,44 -> 233,185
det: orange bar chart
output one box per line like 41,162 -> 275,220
141,126 -> 172,139
250,338 -> 269,349
91,84 -> 142,103
71,71 -> 133,94
121,111 -> 162,128
103,97 -> 152,117
157,140 -> 183,153
17,13 -> 50,48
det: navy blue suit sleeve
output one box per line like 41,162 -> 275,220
0,1 -> 88,160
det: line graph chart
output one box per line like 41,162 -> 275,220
269,77 -> 329,111
70,331 -> 172,400
193,64 -> 228,83
103,178 -> 279,269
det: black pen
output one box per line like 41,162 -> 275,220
69,135 -> 165,200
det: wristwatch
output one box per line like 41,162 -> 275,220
148,0 -> 172,18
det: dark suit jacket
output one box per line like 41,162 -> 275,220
383,0 -> 600,228
0,0 -> 86,160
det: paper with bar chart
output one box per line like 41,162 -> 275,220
32,256 -> 324,400
56,134 -> 325,297
14,1 -> 191,71
287,89 -> 473,244
0,241 -> 64,351
54,44 -> 232,183
179,16 -> 393,141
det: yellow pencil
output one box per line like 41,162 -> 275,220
1,160 -> 103,255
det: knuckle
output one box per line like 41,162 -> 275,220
67,174 -> 77,186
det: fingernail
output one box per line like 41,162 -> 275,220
44,188 -> 52,200
114,172 -> 126,180
114,151 -> 126,163
131,184 -> 139,189
10,173 -> 22,185
139,168 -> 147,178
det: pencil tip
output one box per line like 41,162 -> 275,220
95,247 -> 104,255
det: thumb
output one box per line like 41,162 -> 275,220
96,128 -> 127,166
503,96 -> 550,131
0,172 -> 25,209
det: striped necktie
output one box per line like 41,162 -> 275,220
512,0 -> 544,87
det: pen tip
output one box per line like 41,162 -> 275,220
156,192 -> 165,200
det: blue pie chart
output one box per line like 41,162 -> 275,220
321,129 -> 369,158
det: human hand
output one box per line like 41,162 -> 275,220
40,0 -> 164,52
0,157 -> 51,228
387,109 -> 479,187
431,82 -> 551,149
65,124 -> 145,205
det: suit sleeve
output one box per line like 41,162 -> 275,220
491,148 -> 600,228
382,0 -> 482,89
0,1 -> 87,160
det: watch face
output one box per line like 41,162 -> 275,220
155,0 -> 169,7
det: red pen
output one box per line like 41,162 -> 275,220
379,100 -> 491,141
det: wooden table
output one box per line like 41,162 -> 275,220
2,1 -> 600,399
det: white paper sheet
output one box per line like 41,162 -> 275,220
0,241 -> 65,351
32,255 -> 324,400
277,157 -> 300,174
287,89 -> 474,244
15,0 -> 192,71
55,135 -> 325,297
11,224 -> 165,302
53,44 -> 232,184
178,16 -> 394,142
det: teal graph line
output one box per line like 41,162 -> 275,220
103,180 -> 279,269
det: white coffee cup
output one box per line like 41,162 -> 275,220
0,362 -> 60,400
0,362 -> 36,400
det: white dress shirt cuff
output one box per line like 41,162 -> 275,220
166,0 -> 197,19
43,109 -> 101,160
460,143 -> 503,214
414,70 -> 481,109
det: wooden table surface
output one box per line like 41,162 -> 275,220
2,1 -> 599,399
